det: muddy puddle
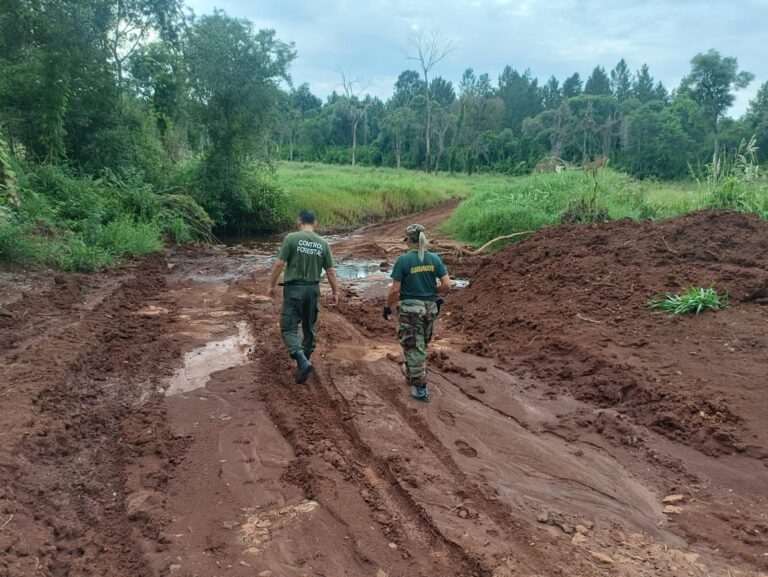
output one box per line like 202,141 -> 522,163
333,259 -> 470,294
165,321 -> 255,395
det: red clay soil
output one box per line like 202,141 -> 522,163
447,210 -> 768,569
450,210 -> 768,456
2,205 -> 767,577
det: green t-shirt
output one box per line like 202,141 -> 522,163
277,230 -> 335,283
390,250 -> 448,300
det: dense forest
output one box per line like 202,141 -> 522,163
1,0 -> 767,266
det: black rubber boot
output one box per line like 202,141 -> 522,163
292,351 -> 313,384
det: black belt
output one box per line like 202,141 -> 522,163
281,281 -> 319,286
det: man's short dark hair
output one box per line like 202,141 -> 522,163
298,209 -> 316,224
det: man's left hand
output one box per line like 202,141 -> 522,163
268,286 -> 277,300
383,305 -> 392,320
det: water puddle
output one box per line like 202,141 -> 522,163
333,260 -> 390,281
165,321 -> 254,395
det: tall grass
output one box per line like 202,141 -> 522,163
444,169 -> 651,246
276,162 -> 479,228
445,152 -> 768,248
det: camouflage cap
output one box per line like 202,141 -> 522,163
405,223 -> 426,243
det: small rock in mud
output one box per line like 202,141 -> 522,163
558,523 -> 576,535
662,494 -> 685,504
537,512 -> 549,523
492,567 -> 514,577
572,533 -> 588,545
126,490 -> 164,521
373,512 -> 389,525
169,564 -> 182,574
663,505 -> 683,515
222,521 -> 239,530
575,524 -> 590,535
388,542 -> 398,550
322,449 -> 346,469
590,552 -> 615,564
376,570 -> 389,577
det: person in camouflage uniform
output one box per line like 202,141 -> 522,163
383,224 -> 451,402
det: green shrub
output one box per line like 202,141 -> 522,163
55,236 -> 115,272
648,286 -> 729,315
2,161 -> 213,271
0,221 -> 51,266
89,216 -> 163,256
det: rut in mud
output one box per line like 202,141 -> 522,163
1,203 -> 767,577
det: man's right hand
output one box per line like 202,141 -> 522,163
268,286 -> 277,300
330,290 -> 340,307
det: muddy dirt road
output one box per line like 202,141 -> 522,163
1,203 -> 767,577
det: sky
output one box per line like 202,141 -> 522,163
186,0 -> 767,117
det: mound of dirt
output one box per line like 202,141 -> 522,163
449,210 -> 768,456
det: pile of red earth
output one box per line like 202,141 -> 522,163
449,210 -> 768,457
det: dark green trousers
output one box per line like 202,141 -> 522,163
280,283 -> 321,358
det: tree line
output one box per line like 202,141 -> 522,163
275,45 -> 764,180
2,1 -> 767,234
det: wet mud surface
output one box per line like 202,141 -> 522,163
1,203 -> 767,576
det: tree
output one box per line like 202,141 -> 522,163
585,66 -> 611,95
338,73 -> 370,166
680,49 -> 754,173
745,81 -> 768,163
497,66 -> 543,133
610,59 -> 632,102
633,64 -> 656,103
542,76 -> 562,109
408,31 -> 452,173
104,0 -> 181,90
562,73 -> 583,98
185,11 -> 295,225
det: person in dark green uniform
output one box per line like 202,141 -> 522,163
268,209 -> 339,383
383,224 -> 451,402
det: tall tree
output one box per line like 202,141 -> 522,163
542,76 -> 562,109
497,66 -> 543,133
185,11 -> 295,225
680,49 -> 754,173
745,81 -> 768,163
562,73 -> 583,98
584,66 -> 612,95
633,64 -> 656,103
104,0 -> 181,89
338,72 -> 370,166
408,30 -> 452,173
610,59 -> 633,102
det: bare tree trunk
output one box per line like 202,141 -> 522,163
712,121 -> 721,178
351,120 -> 358,166
408,31 -> 452,175
424,75 -> 431,173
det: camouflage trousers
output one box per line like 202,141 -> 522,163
397,299 -> 438,386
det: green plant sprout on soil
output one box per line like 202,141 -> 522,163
648,286 -> 729,315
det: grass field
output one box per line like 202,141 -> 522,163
275,162 -> 490,228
